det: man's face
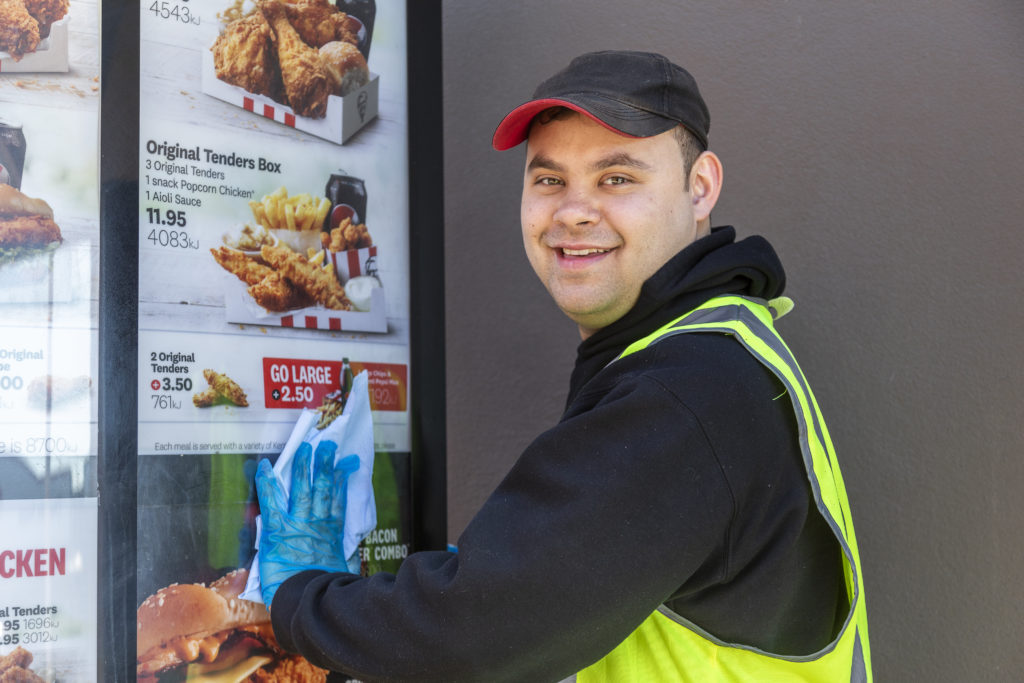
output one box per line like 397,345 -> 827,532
521,114 -> 702,337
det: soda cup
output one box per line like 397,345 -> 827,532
0,117 -> 27,189
324,173 -> 368,232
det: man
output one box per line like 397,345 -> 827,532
257,50 -> 871,682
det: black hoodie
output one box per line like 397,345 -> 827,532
272,228 -> 846,683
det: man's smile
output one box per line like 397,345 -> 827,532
561,247 -> 613,257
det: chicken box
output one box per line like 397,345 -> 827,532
0,18 -> 69,73
200,49 -> 379,145
223,281 -> 387,333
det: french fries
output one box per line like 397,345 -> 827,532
249,187 -> 331,233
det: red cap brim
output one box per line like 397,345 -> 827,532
491,98 -> 639,151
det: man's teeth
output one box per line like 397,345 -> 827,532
562,247 -> 610,256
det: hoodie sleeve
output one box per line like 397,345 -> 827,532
270,352 -> 745,683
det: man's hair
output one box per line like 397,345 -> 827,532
534,107 -> 704,189
672,126 -> 704,190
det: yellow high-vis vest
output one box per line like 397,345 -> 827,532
578,295 -> 871,682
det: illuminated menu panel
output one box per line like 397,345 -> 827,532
135,2 -> 413,678
0,1 -> 100,680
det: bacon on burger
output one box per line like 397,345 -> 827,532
136,568 -> 328,682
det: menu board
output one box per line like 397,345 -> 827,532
0,0 -> 101,680
135,1 -> 413,680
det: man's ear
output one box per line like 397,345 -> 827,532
689,151 -> 723,223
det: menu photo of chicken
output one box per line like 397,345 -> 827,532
0,181 -> 80,303
213,185 -> 386,333
0,0 -> 70,72
201,0 -> 379,144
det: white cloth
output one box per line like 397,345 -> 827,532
242,370 -> 377,603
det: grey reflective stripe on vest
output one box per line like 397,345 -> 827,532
618,299 -> 849,536
613,297 -> 867,678
851,629 -> 866,683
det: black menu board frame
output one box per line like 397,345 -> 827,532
97,1 -> 445,679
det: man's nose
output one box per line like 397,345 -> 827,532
552,188 -> 600,228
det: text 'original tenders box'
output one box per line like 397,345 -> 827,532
200,49 -> 379,145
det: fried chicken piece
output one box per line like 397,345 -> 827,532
210,247 -> 312,311
0,215 -> 62,248
203,368 -> 249,406
0,184 -> 62,251
0,0 -> 40,60
318,40 -> 368,96
211,11 -> 285,102
22,0 -> 68,38
261,244 -> 351,310
251,655 -> 328,683
280,0 -> 358,48
0,667 -> 45,683
259,0 -> 330,118
248,269 -> 312,311
321,217 -> 372,252
210,246 -> 274,286
191,387 -> 217,407
0,647 -> 33,673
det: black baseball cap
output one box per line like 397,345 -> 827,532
492,50 -> 710,151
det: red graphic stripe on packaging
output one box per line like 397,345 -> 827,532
285,113 -> 296,127
243,97 -> 254,112
281,316 -> 294,327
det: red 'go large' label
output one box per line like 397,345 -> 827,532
263,358 -> 337,409
262,358 -> 407,411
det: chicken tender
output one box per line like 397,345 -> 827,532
249,270 -> 313,311
210,246 -> 274,286
203,368 -> 249,407
211,247 -> 312,312
261,244 -> 351,310
211,11 -> 284,102
191,387 -> 217,408
259,0 -> 331,118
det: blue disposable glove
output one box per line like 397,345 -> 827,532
255,440 -> 360,607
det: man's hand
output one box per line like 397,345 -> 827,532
255,440 -> 360,607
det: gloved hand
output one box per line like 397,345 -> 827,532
255,439 -> 360,608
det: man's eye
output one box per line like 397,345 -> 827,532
603,175 -> 630,185
536,176 -> 563,186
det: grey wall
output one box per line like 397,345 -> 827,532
441,1 -> 1023,680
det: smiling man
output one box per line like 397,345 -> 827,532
258,50 -> 871,683
518,111 -> 719,337
492,50 -> 871,681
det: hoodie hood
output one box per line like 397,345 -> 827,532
567,226 -> 786,403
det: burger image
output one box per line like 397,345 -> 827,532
136,568 -> 328,682
0,182 -> 62,266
